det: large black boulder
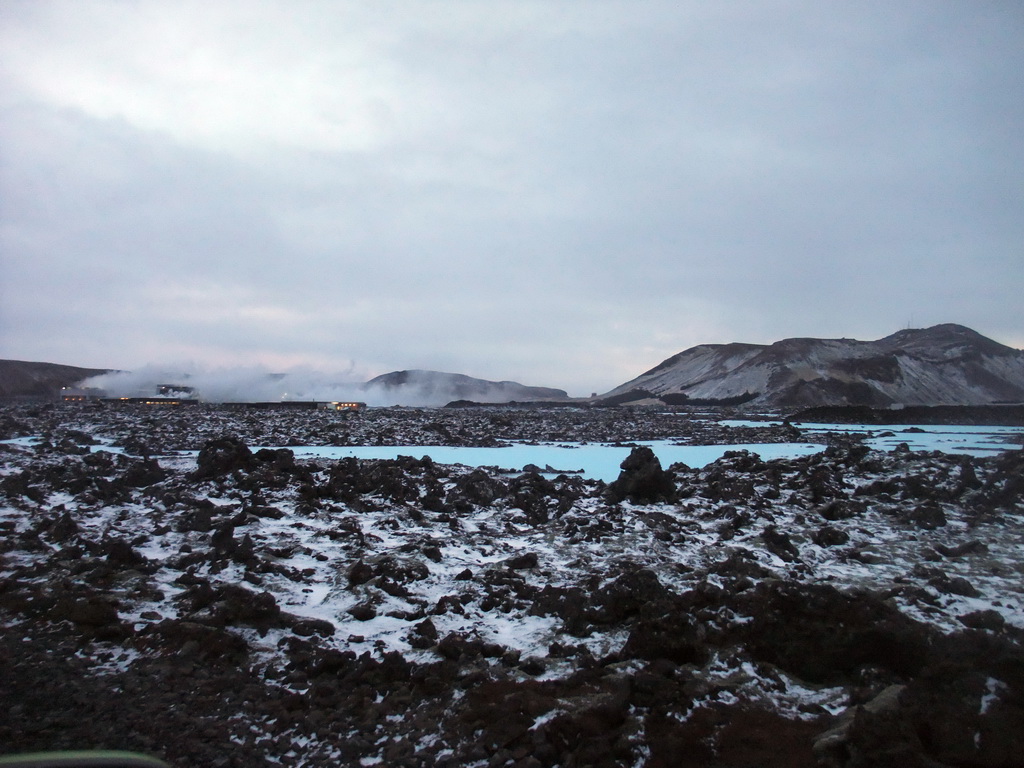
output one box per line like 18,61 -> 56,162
607,446 -> 676,504
738,581 -> 935,685
447,469 -> 507,509
194,437 -> 256,479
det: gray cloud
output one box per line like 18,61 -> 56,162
1,0 -> 1021,395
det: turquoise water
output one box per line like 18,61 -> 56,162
278,441 -> 824,483
6,421 -> 1018,484
722,420 -> 1023,458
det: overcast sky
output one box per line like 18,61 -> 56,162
1,1 -> 1021,395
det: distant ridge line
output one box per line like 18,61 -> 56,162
602,324 -> 1024,409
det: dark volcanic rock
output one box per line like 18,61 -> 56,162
194,436 -> 256,479
103,537 -> 148,568
347,560 -> 375,587
977,449 -> 1024,511
436,631 -> 484,661
448,468 -> 507,508
141,619 -> 250,662
290,617 -> 336,637
176,582 -> 284,635
620,609 -> 707,665
959,609 -> 1006,631
606,446 -> 676,504
505,551 -> 539,570
507,471 -> 558,524
739,581 -> 935,685
347,602 -> 377,621
819,499 -> 866,521
813,525 -> 851,547
928,575 -> 980,598
50,594 -> 120,628
372,555 -> 430,584
408,618 -> 439,649
904,502 -> 948,529
48,511 -> 80,542
592,567 -> 669,625
762,524 -> 801,562
935,539 -> 988,557
122,457 -> 167,487
817,633 -> 1024,768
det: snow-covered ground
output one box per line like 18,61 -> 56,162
1,404 -> 1022,767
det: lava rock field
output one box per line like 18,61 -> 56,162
1,403 -> 1022,767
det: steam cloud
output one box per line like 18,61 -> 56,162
77,365 -> 548,407
80,365 -> 362,402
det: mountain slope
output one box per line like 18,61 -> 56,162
603,324 -> 1024,407
0,360 -> 111,400
365,370 -> 569,407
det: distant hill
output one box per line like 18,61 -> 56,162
0,360 -> 112,400
365,370 -> 569,407
0,361 -> 569,407
601,324 -> 1024,408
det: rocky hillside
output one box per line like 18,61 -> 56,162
0,360 -> 110,400
365,370 -> 569,407
602,324 -> 1024,408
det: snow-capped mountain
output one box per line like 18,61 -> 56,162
602,324 -> 1024,407
364,369 -> 569,406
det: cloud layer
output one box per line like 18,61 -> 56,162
2,1 -> 1021,395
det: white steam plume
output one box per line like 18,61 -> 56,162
75,364 -> 565,407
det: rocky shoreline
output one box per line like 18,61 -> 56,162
1,404 -> 1022,767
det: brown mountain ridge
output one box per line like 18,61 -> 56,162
0,360 -> 111,400
602,324 -> 1024,408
